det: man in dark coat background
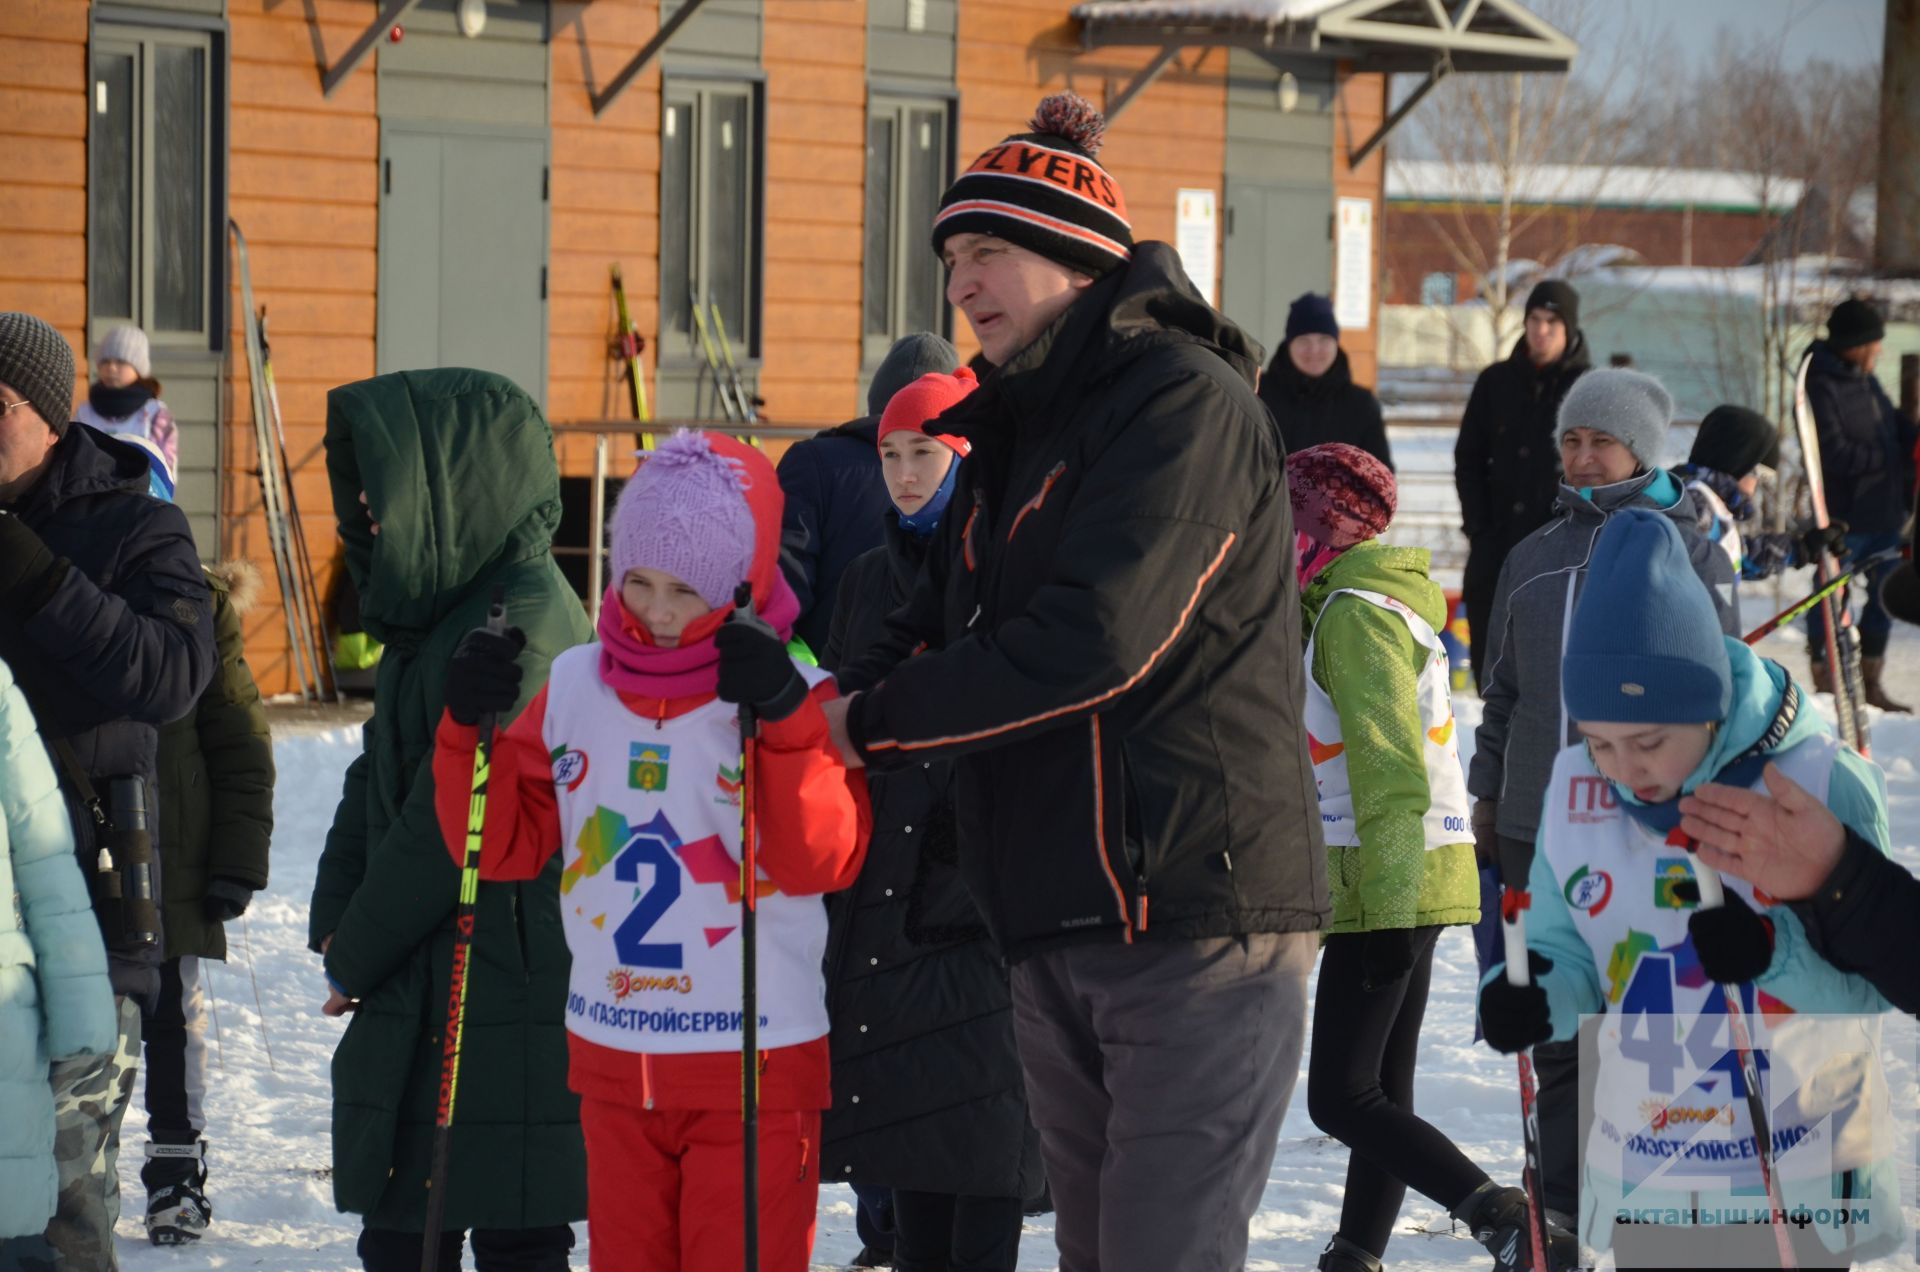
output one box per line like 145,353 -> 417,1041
0,310 -> 216,1271
777,332 -> 960,660
1452,279 -> 1591,685
1802,297 -> 1917,711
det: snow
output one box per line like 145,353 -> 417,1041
111,632 -> 1920,1269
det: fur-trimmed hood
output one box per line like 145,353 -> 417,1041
203,560 -> 264,616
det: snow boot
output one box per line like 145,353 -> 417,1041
1861,657 -> 1911,713
1317,1234 -> 1384,1271
849,1248 -> 893,1269
1809,656 -> 1836,696
1449,1181 -> 1579,1271
144,1140 -> 211,1245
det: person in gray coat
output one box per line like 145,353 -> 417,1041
1466,367 -> 1736,1234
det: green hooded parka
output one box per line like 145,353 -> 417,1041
308,368 -> 591,1232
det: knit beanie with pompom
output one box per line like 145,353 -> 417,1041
609,430 -> 757,609
931,92 -> 1133,279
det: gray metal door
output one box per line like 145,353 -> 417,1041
379,124 -> 548,404
1222,180 -> 1332,360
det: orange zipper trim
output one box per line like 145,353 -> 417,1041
1089,716 -> 1133,940
1006,461 -> 1067,543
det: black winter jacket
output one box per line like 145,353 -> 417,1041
1790,827 -> 1920,1016
842,242 -> 1329,963
1805,342 -> 1919,536
0,426 -> 216,1000
1454,332 -> 1592,568
821,518 -> 1044,1198
1257,348 -> 1393,470
776,417 -> 892,659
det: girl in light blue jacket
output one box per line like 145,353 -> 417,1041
0,654 -> 118,1244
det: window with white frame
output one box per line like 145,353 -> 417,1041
864,96 -> 952,363
661,80 -> 761,359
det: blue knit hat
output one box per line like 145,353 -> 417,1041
1285,293 -> 1339,344
1562,509 -> 1731,724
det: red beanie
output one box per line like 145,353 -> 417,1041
877,367 -> 977,456
1287,442 -> 1397,548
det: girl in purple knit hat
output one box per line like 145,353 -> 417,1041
431,430 -> 872,1270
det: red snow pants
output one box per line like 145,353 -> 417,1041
581,1099 -> 820,1271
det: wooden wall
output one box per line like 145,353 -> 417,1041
0,2 -> 90,414
223,0 -> 379,698
1332,66 -> 1386,390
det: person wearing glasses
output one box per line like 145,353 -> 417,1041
0,311 -> 215,1271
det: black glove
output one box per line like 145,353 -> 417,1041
1686,888 -> 1775,984
1478,951 -> 1555,1054
1471,799 -> 1501,872
1360,927 -> 1421,992
1799,520 -> 1849,566
716,609 -> 807,722
203,877 -> 255,922
0,512 -> 67,615
444,624 -> 527,726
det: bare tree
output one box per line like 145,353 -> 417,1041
1398,0 -> 1658,353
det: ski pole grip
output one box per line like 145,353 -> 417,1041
1501,889 -> 1531,988
1692,858 -> 1727,911
732,582 -> 759,739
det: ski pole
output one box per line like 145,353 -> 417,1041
1500,889 -> 1553,1272
691,288 -> 742,423
709,301 -> 763,433
1792,350 -> 1868,755
261,307 -> 344,703
729,581 -> 761,1272
1690,859 -> 1799,1270
1741,548 -> 1906,646
422,585 -> 509,1272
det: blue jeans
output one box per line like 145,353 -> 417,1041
1806,530 -> 1903,659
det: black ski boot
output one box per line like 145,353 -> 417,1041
1317,1234 -> 1384,1271
1450,1181 -> 1579,1271
143,1139 -> 212,1245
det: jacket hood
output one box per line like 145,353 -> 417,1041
1807,340 -> 1870,381
985,241 -> 1264,421
6,423 -> 150,519
1554,465 -> 1685,523
813,415 -> 880,445
1263,347 -> 1354,402
324,368 -> 563,643
1302,541 -> 1444,634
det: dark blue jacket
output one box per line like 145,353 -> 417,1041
1806,341 -> 1919,535
776,417 -> 891,659
0,426 -> 215,999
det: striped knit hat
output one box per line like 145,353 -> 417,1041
931,93 -> 1133,279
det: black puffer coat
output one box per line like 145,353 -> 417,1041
841,242 -> 1329,964
1257,347 -> 1392,470
0,426 -> 215,1000
1454,332 -> 1592,573
821,517 -> 1044,1198
776,417 -> 890,659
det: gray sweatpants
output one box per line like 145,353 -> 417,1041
1010,932 -> 1316,1272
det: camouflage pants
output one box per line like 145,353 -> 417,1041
45,996 -> 141,1272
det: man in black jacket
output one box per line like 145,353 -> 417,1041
826,95 -> 1327,1272
1802,298 -> 1917,711
0,311 -> 215,1270
1256,291 -> 1392,469
1453,280 -> 1590,685
776,332 -> 960,659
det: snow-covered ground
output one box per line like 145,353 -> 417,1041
111,626 -> 1920,1270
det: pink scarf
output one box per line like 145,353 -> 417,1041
1295,531 -> 1345,592
594,573 -> 802,699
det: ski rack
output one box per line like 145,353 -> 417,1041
232,218 -> 328,702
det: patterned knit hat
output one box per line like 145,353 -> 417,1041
877,368 -> 977,456
931,93 -> 1133,279
610,430 -> 758,609
1287,442 -> 1397,548
0,311 -> 76,435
